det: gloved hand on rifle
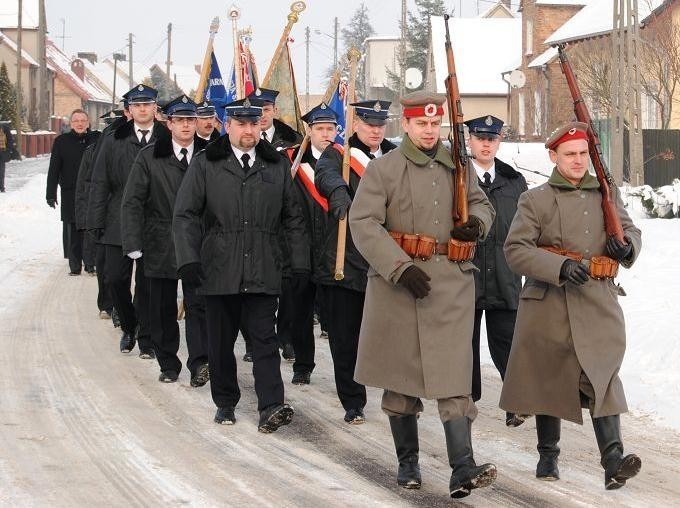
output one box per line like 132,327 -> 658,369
398,265 -> 431,299
559,259 -> 590,286
178,262 -> 204,290
450,215 -> 482,242
329,186 -> 352,221
605,235 -> 633,262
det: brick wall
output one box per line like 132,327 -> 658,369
53,77 -> 83,119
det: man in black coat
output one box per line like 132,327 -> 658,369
249,88 -> 303,150
282,102 -> 338,385
173,97 -> 309,432
88,84 -> 162,358
465,115 -> 528,427
46,109 -> 100,275
314,100 -> 397,424
0,116 -> 16,192
122,95 -> 210,387
196,101 -> 221,142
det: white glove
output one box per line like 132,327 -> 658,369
127,250 -> 143,260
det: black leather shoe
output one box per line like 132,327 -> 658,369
138,348 -> 155,359
258,404 -> 294,433
85,265 -> 96,275
344,408 -> 365,425
242,352 -> 253,362
111,308 -> 121,328
159,370 -> 179,383
119,332 -> 136,353
190,363 -> 210,387
506,412 -> 530,427
214,406 -> 236,425
68,270 -> 81,276
281,343 -> 295,362
291,371 -> 311,385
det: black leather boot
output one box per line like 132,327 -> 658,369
388,415 -> 421,489
536,415 -> 561,480
443,417 -> 497,498
592,415 -> 641,489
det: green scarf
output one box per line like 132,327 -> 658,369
548,167 -> 600,190
399,134 -> 454,170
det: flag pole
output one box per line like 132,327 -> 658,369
262,1 -> 307,86
334,47 -> 361,281
194,17 -> 220,103
290,52 -> 349,177
228,5 -> 243,99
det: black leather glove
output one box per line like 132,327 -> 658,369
178,262 -> 204,289
450,215 -> 482,242
328,187 -> 352,221
88,228 -> 104,241
47,198 -> 57,209
559,259 -> 590,286
397,265 -> 432,299
291,270 -> 310,294
606,235 -> 633,262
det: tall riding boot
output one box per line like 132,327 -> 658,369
536,415 -> 561,480
388,415 -> 421,489
592,414 -> 641,490
443,417 -> 497,499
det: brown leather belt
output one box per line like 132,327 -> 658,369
389,230 -> 475,262
539,245 -> 619,279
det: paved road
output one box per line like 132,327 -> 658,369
1,254 -> 679,507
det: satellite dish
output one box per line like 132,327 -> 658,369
508,69 -> 526,89
404,68 -> 423,90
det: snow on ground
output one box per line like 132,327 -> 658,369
2,155 -> 679,433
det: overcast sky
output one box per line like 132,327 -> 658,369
40,0 -> 514,94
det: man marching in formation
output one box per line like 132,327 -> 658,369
62,41 -> 643,499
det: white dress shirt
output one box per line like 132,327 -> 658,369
231,145 -> 257,168
262,125 -> 276,142
172,140 -> 194,165
472,159 -> 496,183
134,123 -> 153,143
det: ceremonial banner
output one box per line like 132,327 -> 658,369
262,41 -> 304,134
328,79 -> 348,144
205,51 -> 227,102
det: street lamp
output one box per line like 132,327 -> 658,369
112,52 -> 126,108
313,17 -> 338,69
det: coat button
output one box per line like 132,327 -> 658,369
434,200 -> 439,206
244,219 -> 248,225
432,181 -> 437,187
435,256 -> 441,262
434,219 -> 440,225
244,288 -> 248,292
585,229 -> 590,234
244,253 -> 249,258
242,182 -> 246,187
584,211 -> 589,215
580,193 -> 586,198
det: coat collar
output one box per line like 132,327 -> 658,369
204,133 -> 283,164
348,133 -> 397,157
399,134 -> 454,170
113,119 -> 162,141
495,157 -> 522,179
548,167 -> 600,190
272,118 -> 301,143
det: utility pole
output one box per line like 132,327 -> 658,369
16,0 -> 23,155
399,0 -> 407,97
38,0 -> 49,130
305,26 -> 310,112
112,53 -> 126,108
333,17 -> 338,69
166,23 -> 172,83
128,33 -> 134,87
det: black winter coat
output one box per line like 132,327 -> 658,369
74,143 -> 97,230
121,129 -> 208,279
270,118 -> 303,150
473,157 -> 528,310
314,134 -> 396,292
46,130 -> 100,223
87,120 -> 164,246
173,135 -> 309,296
284,144 -> 329,283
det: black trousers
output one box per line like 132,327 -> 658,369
62,222 -> 69,259
65,222 -> 83,273
0,159 -> 5,191
81,229 -> 96,268
291,279 -> 316,374
323,285 -> 366,411
315,285 -> 329,332
148,278 -> 209,375
471,308 -> 517,402
95,243 -> 112,312
276,277 -> 294,347
104,245 -> 150,348
205,294 -> 283,412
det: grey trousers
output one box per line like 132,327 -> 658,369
381,389 -> 478,423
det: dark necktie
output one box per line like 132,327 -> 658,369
139,129 -> 149,146
241,153 -> 251,173
261,131 -> 268,142
368,153 -> 376,160
179,147 -> 188,169
483,172 -> 491,186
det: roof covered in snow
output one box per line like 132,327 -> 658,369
46,40 -> 110,103
0,29 -> 39,66
528,46 -> 559,68
545,0 -> 665,45
430,15 -> 522,95
165,64 -> 200,96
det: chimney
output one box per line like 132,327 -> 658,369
77,52 -> 98,64
502,0 -> 511,7
71,59 -> 85,81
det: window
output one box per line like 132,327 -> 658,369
518,92 -> 526,136
534,89 -> 542,136
525,21 -> 534,56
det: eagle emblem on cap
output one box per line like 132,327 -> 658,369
182,96 -> 188,103
138,84 -> 144,91
244,98 -> 251,108
320,103 -> 327,109
373,101 -> 382,112
255,89 -> 262,96
568,127 -> 577,135
424,103 -> 437,117
485,116 -> 493,126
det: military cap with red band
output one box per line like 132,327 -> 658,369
400,91 -> 446,118
545,121 -> 589,150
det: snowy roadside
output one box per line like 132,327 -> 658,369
2,160 -> 679,433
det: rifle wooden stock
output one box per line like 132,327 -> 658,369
557,45 -> 625,243
443,15 -> 468,227
334,48 -> 361,281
